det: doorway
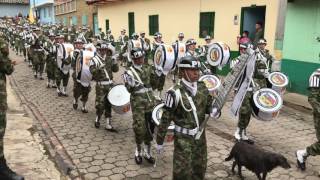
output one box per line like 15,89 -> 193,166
240,6 -> 266,41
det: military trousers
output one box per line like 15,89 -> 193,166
56,69 -> 69,88
0,112 -> 7,159
151,73 -> 166,92
95,84 -> 112,118
131,95 -> 154,146
307,112 -> 320,156
238,91 -> 253,130
32,51 -> 45,75
173,132 -> 207,180
74,81 -> 91,103
46,57 -> 56,80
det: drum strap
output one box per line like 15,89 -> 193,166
161,45 -> 167,68
173,43 -> 179,70
184,92 -> 200,133
129,66 -> 144,85
93,55 -> 111,82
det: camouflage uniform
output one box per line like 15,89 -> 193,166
90,53 -> 119,127
118,34 -> 129,66
157,81 -> 214,180
44,37 -> 57,87
0,37 -> 13,160
30,32 -> 46,79
307,72 -> 320,156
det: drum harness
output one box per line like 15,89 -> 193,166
129,66 -> 152,102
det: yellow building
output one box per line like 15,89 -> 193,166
90,0 -> 285,59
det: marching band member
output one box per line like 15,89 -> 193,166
89,41 -> 119,131
55,35 -> 72,97
185,39 -> 211,75
72,38 -> 91,113
104,29 -> 115,45
139,31 -> 151,64
151,32 -> 165,99
156,55 -> 219,180
30,28 -> 46,80
202,35 -> 217,74
118,29 -> 129,66
122,47 -> 156,165
44,33 -> 57,88
172,32 -> 186,83
296,69 -> 320,171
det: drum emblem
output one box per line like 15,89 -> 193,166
258,92 -> 278,108
134,42 -> 141,48
271,74 -> 285,85
167,47 -> 173,53
223,44 -> 229,50
210,48 -> 219,62
179,47 -> 185,53
203,78 -> 216,89
155,50 -> 162,65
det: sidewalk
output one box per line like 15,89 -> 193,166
283,92 -> 312,110
4,82 -> 65,180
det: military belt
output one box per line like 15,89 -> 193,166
174,125 -> 198,136
135,87 -> 152,94
97,81 -> 113,86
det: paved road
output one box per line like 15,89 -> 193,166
8,50 -> 320,180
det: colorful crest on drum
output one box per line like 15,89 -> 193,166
210,48 -> 220,62
256,91 -> 280,109
270,73 -> 286,86
167,46 -> 173,53
155,50 -> 162,65
179,46 -> 185,53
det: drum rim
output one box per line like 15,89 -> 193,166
253,88 -> 283,112
268,72 -> 289,87
199,74 -> 221,91
152,103 -> 165,126
107,84 -> 131,106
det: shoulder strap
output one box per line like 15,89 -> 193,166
130,66 -> 144,85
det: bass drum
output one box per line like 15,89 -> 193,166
267,72 -> 289,95
152,103 -> 175,142
107,84 -> 131,114
206,42 -> 230,69
199,75 -> 221,96
251,88 -> 283,121
153,44 -> 177,75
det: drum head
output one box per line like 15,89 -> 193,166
107,85 -> 130,106
153,45 -> 176,75
206,44 -> 222,67
253,88 -> 283,113
199,75 -> 221,91
268,72 -> 288,88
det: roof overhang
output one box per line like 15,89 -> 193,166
86,0 -> 123,5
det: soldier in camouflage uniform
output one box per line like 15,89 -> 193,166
232,41 -> 273,144
44,33 -> 57,88
30,28 -> 46,79
122,47 -> 156,165
156,56 -> 219,180
0,34 -> 24,180
90,41 -> 118,131
296,69 -> 320,171
118,29 -> 129,66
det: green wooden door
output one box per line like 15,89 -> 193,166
128,12 -> 135,37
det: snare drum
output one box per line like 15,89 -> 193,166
154,44 -> 177,75
107,85 -> 131,114
251,88 -> 283,121
152,103 -> 175,142
267,72 -> 288,95
206,42 -> 230,69
199,75 -> 221,96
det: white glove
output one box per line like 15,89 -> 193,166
156,144 -> 164,154
122,73 -> 135,87
210,107 -> 221,119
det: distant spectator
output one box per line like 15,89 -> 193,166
237,30 -> 251,51
253,21 -> 264,48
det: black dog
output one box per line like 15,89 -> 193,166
225,141 -> 291,180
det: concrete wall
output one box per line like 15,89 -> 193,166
282,0 -> 320,95
97,0 -> 280,52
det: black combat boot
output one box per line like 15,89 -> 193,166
73,99 -> 78,110
134,146 -> 143,165
0,157 -> 24,180
95,116 -> 101,128
143,144 -> 155,164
